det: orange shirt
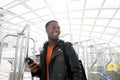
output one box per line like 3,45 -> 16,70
46,45 -> 54,80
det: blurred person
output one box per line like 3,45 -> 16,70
26,20 -> 82,80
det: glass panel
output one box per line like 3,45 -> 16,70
26,0 -> 46,9
9,5 -> 29,15
85,0 -> 104,8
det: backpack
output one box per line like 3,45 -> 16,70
62,42 -> 87,80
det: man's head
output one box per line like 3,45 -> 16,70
45,20 -> 60,41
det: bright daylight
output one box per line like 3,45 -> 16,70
0,0 -> 120,80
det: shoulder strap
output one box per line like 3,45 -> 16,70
63,42 -> 87,80
79,60 -> 87,80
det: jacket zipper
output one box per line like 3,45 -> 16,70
47,46 -> 62,80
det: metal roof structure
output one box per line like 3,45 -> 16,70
0,0 -> 120,47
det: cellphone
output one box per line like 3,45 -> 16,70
25,57 -> 34,64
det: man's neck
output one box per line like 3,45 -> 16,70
48,39 -> 58,46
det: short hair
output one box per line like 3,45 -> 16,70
45,20 -> 58,28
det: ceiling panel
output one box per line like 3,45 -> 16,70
83,19 -> 95,25
103,0 -> 120,8
84,10 -> 99,18
96,19 -> 109,26
9,17 -> 23,23
21,12 -> 37,20
91,32 -> 101,39
112,36 -> 120,45
101,34 -> 113,41
55,13 -> 67,19
0,0 -> 120,48
50,5 -> 67,13
41,15 -> 55,21
0,0 -> 15,7
70,19 -> 81,24
35,7 -> 51,17
9,5 -> 29,15
68,1 -> 84,11
104,27 -> 118,35
114,10 -> 120,18
109,20 -> 120,28
116,31 -> 120,37
85,0 -> 104,8
93,26 -> 105,33
99,10 -> 116,18
82,25 -> 93,31
26,0 -> 46,9
70,11 -> 82,18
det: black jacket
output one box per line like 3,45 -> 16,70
32,40 -> 82,80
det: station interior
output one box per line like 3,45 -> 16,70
0,0 -> 120,80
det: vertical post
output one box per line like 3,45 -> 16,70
12,34 -> 20,80
19,24 -> 30,80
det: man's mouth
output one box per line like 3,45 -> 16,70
53,32 -> 59,36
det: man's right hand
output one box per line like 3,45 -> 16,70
26,58 -> 39,73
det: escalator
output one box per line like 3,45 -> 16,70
88,43 -> 116,80
105,70 -> 120,80
89,72 -> 112,80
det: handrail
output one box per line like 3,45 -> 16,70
75,39 -> 97,77
96,43 -> 112,73
74,42 -> 85,66
0,34 -> 17,64
0,34 -> 36,64
80,39 -> 97,69
90,59 -> 97,69
0,24 -> 36,80
97,43 -> 112,67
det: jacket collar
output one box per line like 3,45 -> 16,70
43,39 -> 65,49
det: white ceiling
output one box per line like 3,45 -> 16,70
0,0 -> 120,47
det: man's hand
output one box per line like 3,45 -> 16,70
26,58 -> 39,73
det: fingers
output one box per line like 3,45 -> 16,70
26,57 -> 34,64
30,63 -> 39,73
26,60 -> 39,73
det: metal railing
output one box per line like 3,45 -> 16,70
0,24 -> 36,80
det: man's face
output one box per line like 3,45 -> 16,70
46,22 -> 60,40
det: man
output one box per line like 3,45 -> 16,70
27,20 -> 82,80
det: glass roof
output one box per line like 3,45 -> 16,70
0,0 -> 120,47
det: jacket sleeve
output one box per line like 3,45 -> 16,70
65,42 -> 83,80
31,55 -> 41,77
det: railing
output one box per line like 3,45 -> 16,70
0,24 -> 36,80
